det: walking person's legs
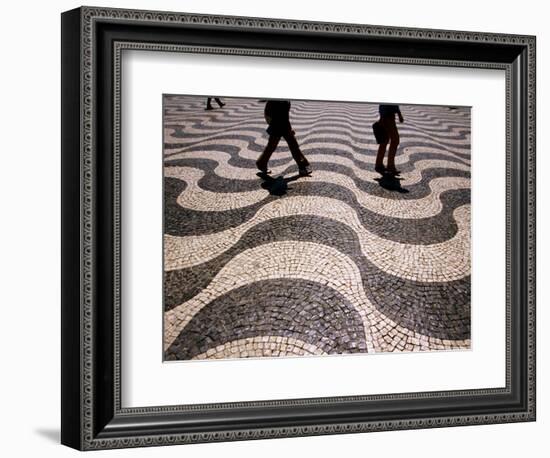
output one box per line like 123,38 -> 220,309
256,135 -> 281,172
205,97 -> 213,110
214,98 -> 225,108
375,115 -> 400,174
375,116 -> 391,174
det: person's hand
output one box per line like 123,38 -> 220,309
398,114 -> 404,123
290,129 -> 295,136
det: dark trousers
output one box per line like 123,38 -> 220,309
257,131 -> 310,169
206,97 -> 224,107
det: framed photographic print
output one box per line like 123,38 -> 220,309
61,6 -> 536,450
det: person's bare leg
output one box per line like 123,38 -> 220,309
385,118 -> 400,173
257,135 -> 280,172
387,139 -> 399,169
375,143 -> 387,173
386,132 -> 400,173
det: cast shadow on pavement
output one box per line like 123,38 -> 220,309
257,172 -> 302,196
374,173 -> 409,193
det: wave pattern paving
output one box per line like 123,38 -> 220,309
162,95 -> 471,361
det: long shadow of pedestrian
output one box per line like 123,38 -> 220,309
257,172 -> 301,196
374,173 -> 409,193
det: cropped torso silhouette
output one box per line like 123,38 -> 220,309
264,100 -> 292,136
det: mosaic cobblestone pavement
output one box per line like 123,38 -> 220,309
163,95 -> 471,361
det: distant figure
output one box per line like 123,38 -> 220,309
256,100 -> 311,176
205,97 -> 225,110
374,104 -> 403,175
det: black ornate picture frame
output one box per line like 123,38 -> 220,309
61,6 -> 536,450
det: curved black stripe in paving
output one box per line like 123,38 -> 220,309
174,111 -> 470,128
165,135 -> 471,163
165,137 -> 471,167
165,139 -> 467,168
165,125 -> 471,152
165,104 -> 470,124
165,142 -> 470,177
164,131 -> 470,152
324,112 -> 470,126
165,116 -> 471,142
164,171 -> 470,243
165,152 -> 470,198
165,136 -> 470,157
165,120 -> 470,142
164,145 -> 469,182
165,100 -> 471,126
164,278 -> 368,360
221,145 -> 465,175
164,215 -> 470,340
166,104 -> 470,127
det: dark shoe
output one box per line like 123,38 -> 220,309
218,102 -> 225,108
256,161 -> 271,175
298,166 -> 312,177
205,105 -> 213,110
386,167 -> 401,175
375,164 -> 386,175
